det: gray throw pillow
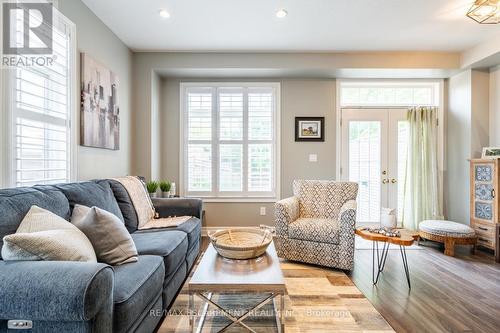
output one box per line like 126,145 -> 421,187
72,205 -> 138,266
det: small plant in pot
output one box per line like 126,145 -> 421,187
159,181 -> 171,198
146,181 -> 159,198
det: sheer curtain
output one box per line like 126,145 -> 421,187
402,107 -> 443,230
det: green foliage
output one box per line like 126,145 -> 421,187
159,180 -> 171,192
146,180 -> 159,193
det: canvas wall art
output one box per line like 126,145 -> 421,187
80,53 -> 120,150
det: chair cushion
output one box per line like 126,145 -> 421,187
288,218 -> 339,244
292,180 -> 358,220
131,230 -> 188,276
113,255 -> 164,333
419,220 -> 476,238
134,217 -> 201,251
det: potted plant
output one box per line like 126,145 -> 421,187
146,181 -> 159,198
159,181 -> 171,198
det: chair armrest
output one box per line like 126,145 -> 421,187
152,197 -> 203,219
275,196 -> 300,237
0,261 -> 113,322
338,199 -> 357,232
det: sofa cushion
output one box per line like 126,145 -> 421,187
288,218 -> 339,244
135,217 -> 201,251
54,181 -> 124,222
113,255 -> 164,333
104,179 -> 139,233
131,230 -> 188,276
0,186 -> 70,253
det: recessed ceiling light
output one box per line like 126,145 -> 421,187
276,9 -> 288,18
159,9 -> 170,18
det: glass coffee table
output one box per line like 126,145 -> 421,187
356,227 -> 419,289
188,242 -> 286,332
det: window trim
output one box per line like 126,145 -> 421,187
179,82 -> 281,202
1,7 -> 77,188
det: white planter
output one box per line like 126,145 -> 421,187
149,192 -> 158,199
161,191 -> 170,198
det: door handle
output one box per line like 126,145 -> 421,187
391,179 -> 397,184
492,189 -> 495,198
382,179 -> 389,184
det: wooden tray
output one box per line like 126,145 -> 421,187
208,226 -> 274,260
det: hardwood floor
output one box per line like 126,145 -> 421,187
199,237 -> 500,332
349,242 -> 500,333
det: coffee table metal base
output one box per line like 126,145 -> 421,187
189,291 -> 285,333
371,241 -> 411,289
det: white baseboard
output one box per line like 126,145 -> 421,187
201,226 -> 274,236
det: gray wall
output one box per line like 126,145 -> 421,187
446,71 -> 471,224
160,78 -> 336,227
490,66 -> 500,146
59,0 -> 133,180
445,69 -> 490,225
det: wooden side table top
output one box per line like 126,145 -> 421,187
189,242 -> 286,293
355,227 -> 419,246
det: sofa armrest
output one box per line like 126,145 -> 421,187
338,199 -> 357,232
152,197 -> 203,219
275,196 -> 300,237
0,261 -> 113,322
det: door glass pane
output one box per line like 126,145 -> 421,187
397,121 -> 409,222
348,121 -> 381,223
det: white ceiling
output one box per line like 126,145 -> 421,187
82,0 -> 500,52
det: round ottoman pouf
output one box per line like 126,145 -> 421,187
419,220 -> 477,256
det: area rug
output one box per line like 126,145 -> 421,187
158,259 -> 394,332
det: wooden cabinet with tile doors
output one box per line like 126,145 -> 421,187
470,159 -> 499,258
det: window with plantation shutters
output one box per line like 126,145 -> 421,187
181,83 -> 280,200
4,8 -> 75,187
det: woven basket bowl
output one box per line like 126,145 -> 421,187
208,227 -> 273,260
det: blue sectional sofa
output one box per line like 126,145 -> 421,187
0,179 -> 202,333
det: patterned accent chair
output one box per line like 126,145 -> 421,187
275,180 -> 358,270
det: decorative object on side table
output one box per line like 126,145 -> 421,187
80,53 -> 120,150
208,226 -> 274,260
146,181 -> 159,198
481,147 -> 500,159
295,117 -> 325,142
159,181 -> 171,198
356,227 -> 419,289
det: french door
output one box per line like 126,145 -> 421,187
340,108 -> 409,224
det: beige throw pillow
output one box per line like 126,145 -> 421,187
1,205 -> 97,262
72,205 -> 138,266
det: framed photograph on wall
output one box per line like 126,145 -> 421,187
295,117 -> 325,142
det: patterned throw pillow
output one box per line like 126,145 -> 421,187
1,205 -> 97,262
72,205 -> 138,266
